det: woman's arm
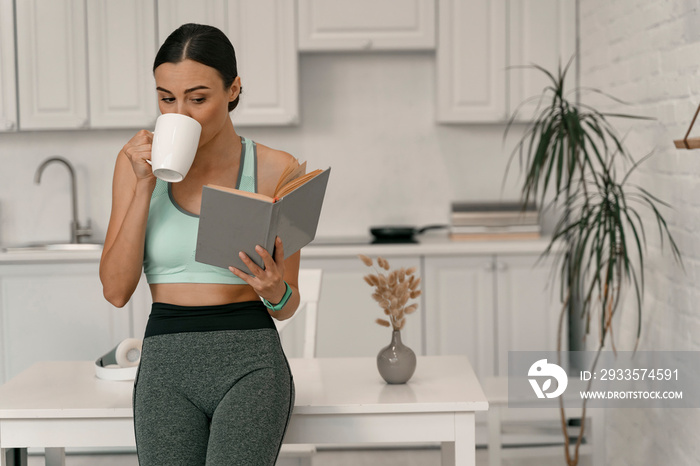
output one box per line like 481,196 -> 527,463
99,130 -> 156,308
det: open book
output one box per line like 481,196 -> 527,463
195,162 -> 331,274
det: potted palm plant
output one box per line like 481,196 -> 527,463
505,59 -> 682,465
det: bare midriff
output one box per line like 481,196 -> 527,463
150,283 -> 261,307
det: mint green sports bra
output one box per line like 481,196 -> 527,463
143,137 -> 257,284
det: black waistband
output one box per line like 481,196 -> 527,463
144,300 -> 276,338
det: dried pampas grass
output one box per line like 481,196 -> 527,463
359,255 -> 421,331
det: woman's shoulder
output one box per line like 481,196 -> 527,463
254,141 -> 296,168
252,142 -> 300,196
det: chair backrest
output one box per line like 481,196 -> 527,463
274,269 -> 322,358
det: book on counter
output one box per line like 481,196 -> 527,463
450,201 -> 539,226
451,201 -> 537,212
195,162 -> 331,274
449,224 -> 541,234
449,201 -> 541,240
449,224 -> 541,241
449,230 -> 541,241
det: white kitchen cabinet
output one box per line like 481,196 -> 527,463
423,255 -> 496,379
158,0 -> 299,126
0,0 -> 17,132
436,0 -> 507,122
423,253 -> 561,379
0,262 -> 132,385
508,0 -> 576,121
15,0 -> 158,130
436,0 -> 576,123
227,0 -> 298,125
15,0 -> 89,129
157,0 -> 227,39
298,0 -> 436,51
494,253 -> 563,375
87,0 -> 158,128
300,255 -> 424,358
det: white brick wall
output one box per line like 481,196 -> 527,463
580,0 -> 700,464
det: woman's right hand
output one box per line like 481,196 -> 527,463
122,130 -> 154,180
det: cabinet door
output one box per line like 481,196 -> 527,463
87,0 -> 158,128
301,256 -> 424,358
157,0 -> 227,43
495,253 -> 563,375
0,0 -> 17,132
423,255 -> 496,379
298,0 -> 435,51
508,0 -> 576,121
157,0 -> 298,126
16,0 -> 89,130
436,0 -> 507,122
0,263 -> 133,384
226,0 -> 298,125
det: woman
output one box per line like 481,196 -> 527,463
99,23 -> 299,465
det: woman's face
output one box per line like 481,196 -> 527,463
154,59 -> 240,148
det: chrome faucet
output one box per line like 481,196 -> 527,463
34,156 -> 92,244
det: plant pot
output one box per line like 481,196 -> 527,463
376,330 -> 416,384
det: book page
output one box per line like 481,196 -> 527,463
275,169 -> 324,198
273,160 -> 307,196
206,184 -> 274,203
205,163 -> 323,203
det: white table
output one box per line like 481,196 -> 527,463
0,355 -> 488,466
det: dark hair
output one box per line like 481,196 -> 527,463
154,23 -> 242,112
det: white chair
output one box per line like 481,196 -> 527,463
276,269 -> 322,466
274,268 -> 322,358
484,376 -> 605,466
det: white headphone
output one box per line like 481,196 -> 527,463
95,338 -> 143,381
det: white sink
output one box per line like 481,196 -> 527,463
2,243 -> 103,253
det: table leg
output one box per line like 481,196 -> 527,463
441,412 -> 476,466
45,448 -> 66,466
487,405 -> 503,466
1,448 -> 28,466
441,441 -> 455,466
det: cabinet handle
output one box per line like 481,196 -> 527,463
484,262 -> 496,272
496,262 -> 508,272
3,120 -> 15,130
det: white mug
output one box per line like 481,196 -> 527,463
150,113 -> 202,182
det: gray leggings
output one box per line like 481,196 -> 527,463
133,328 -> 294,466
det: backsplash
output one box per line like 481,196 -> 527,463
0,53 -> 526,247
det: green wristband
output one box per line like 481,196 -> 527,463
262,281 -> 292,311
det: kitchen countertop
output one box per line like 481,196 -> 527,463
0,233 -> 557,264
302,233 -> 555,257
0,248 -> 104,264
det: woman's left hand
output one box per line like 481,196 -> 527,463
229,236 -> 287,304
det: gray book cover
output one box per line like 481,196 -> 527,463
195,168 -> 331,274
